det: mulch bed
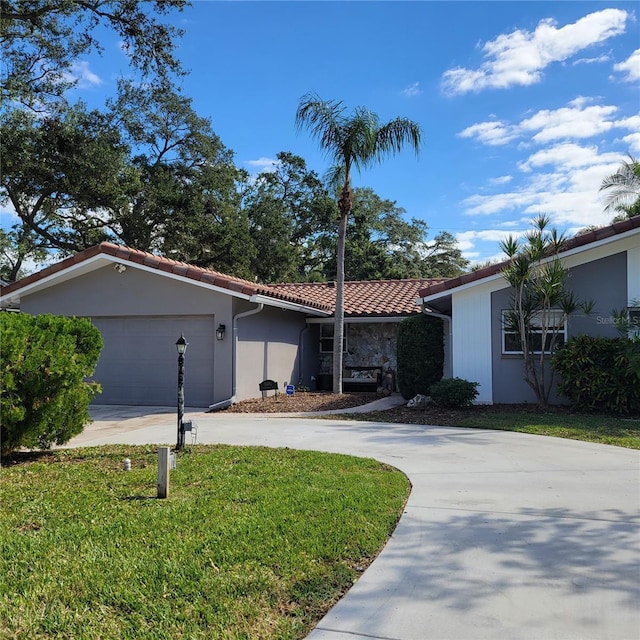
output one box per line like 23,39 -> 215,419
221,392 -> 382,413
355,402 -> 576,426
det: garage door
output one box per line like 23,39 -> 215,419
90,316 -> 215,406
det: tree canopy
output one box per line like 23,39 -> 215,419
1,0 -> 188,110
600,155 -> 640,221
1,14 -> 468,288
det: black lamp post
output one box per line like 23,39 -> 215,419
176,334 -> 188,450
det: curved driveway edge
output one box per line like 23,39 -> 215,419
67,408 -> 640,640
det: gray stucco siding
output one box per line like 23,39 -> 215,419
234,305 -> 308,400
20,265 -> 234,319
490,251 -> 628,404
19,265 -> 235,406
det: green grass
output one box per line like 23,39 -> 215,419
340,406 -> 640,449
0,445 -> 410,639
456,410 -> 640,448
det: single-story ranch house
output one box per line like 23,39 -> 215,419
417,216 -> 640,404
2,216 -> 637,408
0,242 -> 441,408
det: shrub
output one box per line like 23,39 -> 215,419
396,314 -> 444,400
430,378 -> 479,408
1,312 -> 103,455
552,335 -> 640,414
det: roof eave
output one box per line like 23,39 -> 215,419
417,220 -> 640,304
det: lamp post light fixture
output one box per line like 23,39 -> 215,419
216,324 -> 226,340
176,334 -> 188,450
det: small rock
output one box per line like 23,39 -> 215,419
407,394 -> 432,408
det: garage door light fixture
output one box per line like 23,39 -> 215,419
216,324 -> 226,340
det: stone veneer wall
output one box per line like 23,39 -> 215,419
318,322 -> 399,374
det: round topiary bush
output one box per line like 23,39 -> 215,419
396,314 -> 444,400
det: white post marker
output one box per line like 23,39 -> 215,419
158,447 -> 170,499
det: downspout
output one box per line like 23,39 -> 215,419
421,303 -> 452,379
208,303 -> 264,411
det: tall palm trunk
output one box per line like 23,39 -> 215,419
333,180 -> 352,394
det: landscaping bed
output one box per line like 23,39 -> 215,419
223,391 -> 381,413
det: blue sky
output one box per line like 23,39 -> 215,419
27,1 -> 640,264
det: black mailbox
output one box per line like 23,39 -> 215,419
259,379 -> 278,392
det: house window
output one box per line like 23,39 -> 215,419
320,323 -> 347,353
502,309 -> 567,355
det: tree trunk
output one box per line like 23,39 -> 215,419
332,181 -> 351,395
332,209 -> 347,394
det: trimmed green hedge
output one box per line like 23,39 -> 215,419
430,377 -> 479,408
1,313 -> 103,455
552,335 -> 640,414
396,314 -> 444,400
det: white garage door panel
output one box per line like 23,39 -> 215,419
91,316 -> 215,406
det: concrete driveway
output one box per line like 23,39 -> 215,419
65,406 -> 640,640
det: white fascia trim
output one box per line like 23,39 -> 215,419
0,254 -> 109,306
250,294 -> 331,316
306,316 -> 410,324
418,226 -> 640,305
417,271 -> 505,305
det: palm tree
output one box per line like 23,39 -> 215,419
296,93 -> 422,393
600,155 -> 640,220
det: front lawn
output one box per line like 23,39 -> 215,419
344,404 -> 640,449
0,445 -> 409,639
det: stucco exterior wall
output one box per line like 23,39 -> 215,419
19,265 -> 236,404
19,264 -> 235,319
490,251 -> 628,404
233,302 -> 308,401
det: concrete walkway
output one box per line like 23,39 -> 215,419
65,404 -> 640,640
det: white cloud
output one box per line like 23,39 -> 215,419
244,157 -> 279,172
456,228 -> 528,263
458,120 -> 517,146
68,61 -> 103,87
461,141 -> 629,229
461,98 -> 636,147
520,101 -> 619,143
518,142 -> 603,172
456,228 -> 520,251
401,82 -> 423,97
620,132 -> 640,153
489,175 -> 513,185
441,8 -> 629,95
613,48 -> 640,82
573,54 -> 611,65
